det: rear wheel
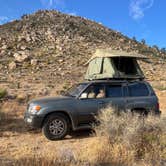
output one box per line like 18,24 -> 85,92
42,113 -> 69,140
131,108 -> 148,117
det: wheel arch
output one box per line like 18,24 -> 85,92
41,110 -> 75,130
131,107 -> 149,115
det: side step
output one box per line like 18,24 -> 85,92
73,124 -> 92,131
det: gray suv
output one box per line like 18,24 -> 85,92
24,80 -> 160,140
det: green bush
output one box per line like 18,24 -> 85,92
0,88 -> 7,99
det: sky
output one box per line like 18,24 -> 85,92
0,0 -> 165,48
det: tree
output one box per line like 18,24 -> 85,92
132,36 -> 137,41
141,39 -> 146,45
161,48 -> 166,53
152,45 -> 159,50
21,14 -> 28,19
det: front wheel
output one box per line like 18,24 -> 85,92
42,113 -> 69,140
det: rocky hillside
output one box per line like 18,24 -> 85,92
0,10 -> 166,99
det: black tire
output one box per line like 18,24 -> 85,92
131,109 -> 148,117
42,113 -> 69,141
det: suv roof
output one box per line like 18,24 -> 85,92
82,79 -> 146,85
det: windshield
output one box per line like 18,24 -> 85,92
64,83 -> 88,97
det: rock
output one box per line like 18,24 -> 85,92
13,52 -> 29,62
25,36 -> 31,42
58,59 -> 64,63
7,51 -> 12,56
16,93 -> 27,102
9,62 -> 17,70
119,38 -> 125,42
48,45 -> 55,49
0,50 -> 5,56
1,45 -> 8,50
31,59 -> 38,66
38,88 -> 49,96
20,46 -> 27,50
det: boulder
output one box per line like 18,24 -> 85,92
31,59 -> 38,66
25,36 -> 31,42
9,62 -> 17,70
20,46 -> 27,50
0,50 -> 5,56
13,52 -> 29,62
16,93 -> 28,102
1,45 -> 8,50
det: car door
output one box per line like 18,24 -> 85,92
76,83 -> 105,124
125,82 -> 151,111
101,83 -> 126,112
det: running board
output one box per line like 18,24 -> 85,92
73,124 -> 92,131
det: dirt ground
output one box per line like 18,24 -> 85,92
156,90 -> 166,111
0,89 -> 166,165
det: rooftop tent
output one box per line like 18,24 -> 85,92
85,49 -> 147,80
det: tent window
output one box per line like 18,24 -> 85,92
112,57 -> 138,75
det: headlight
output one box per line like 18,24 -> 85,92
28,104 -> 41,114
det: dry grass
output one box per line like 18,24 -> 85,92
0,100 -> 166,166
81,108 -> 166,166
11,108 -> 166,166
0,107 -> 5,123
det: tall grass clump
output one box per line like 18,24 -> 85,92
83,108 -> 166,166
0,107 -> 3,123
0,105 -> 6,123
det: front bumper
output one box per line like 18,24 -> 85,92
24,113 -> 44,128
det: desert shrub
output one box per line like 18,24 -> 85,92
0,106 -> 7,123
7,152 -> 84,166
0,88 -> 7,99
83,108 -> 166,166
0,108 -> 3,122
13,157 -> 73,166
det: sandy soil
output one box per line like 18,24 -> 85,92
156,90 -> 166,111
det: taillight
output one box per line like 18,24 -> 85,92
157,102 -> 160,111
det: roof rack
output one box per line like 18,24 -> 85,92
85,77 -> 144,83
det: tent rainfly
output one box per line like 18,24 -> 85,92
85,49 -> 147,80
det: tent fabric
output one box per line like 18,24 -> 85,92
86,49 -> 147,65
85,56 -> 144,80
85,57 -> 116,80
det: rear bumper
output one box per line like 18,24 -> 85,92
24,114 -> 44,128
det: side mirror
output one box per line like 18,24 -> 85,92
80,93 -> 88,99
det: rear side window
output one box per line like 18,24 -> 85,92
128,83 -> 149,97
106,85 -> 123,98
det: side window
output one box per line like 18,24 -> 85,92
81,84 -> 105,99
106,85 -> 123,98
128,83 -> 149,97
